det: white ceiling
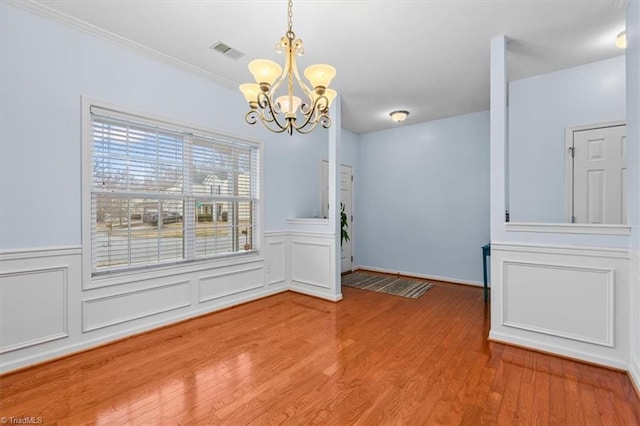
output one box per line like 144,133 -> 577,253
19,0 -> 627,134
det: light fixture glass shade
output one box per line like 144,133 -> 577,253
304,64 -> 337,90
248,59 -> 283,86
323,89 -> 337,107
616,31 -> 627,49
311,89 -> 338,112
390,110 -> 409,122
239,83 -> 261,103
276,95 -> 302,115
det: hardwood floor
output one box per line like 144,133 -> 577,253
1,281 -> 639,425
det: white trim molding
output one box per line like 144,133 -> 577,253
286,218 -> 329,226
501,260 -> 614,347
491,241 -> 630,259
82,280 -> 191,332
5,0 -> 237,90
631,358 -> 640,397
505,222 -> 631,236
0,246 -> 82,261
489,331 -> 628,370
0,265 -> 69,353
354,265 -> 484,288
490,241 -> 631,369
264,238 -> 286,286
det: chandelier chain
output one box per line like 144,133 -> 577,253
288,0 -> 293,35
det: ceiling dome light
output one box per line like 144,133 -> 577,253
390,110 -> 410,123
616,31 -> 627,49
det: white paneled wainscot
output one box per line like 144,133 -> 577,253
266,231 -> 341,302
632,250 -> 640,392
0,232 -> 338,373
489,243 -> 630,369
289,233 -> 340,301
0,247 -> 285,373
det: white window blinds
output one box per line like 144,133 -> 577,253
90,106 -> 260,275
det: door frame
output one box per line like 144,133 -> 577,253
320,160 -> 354,273
564,119 -> 626,223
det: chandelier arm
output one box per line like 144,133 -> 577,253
245,110 -> 259,125
257,91 -> 290,130
295,95 -> 328,129
247,107 -> 291,134
270,37 -> 290,96
291,53 -> 314,100
292,113 -> 331,134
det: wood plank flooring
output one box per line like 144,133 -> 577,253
1,281 -> 639,425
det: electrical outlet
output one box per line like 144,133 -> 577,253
266,262 -> 272,273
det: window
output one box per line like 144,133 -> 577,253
88,105 -> 260,276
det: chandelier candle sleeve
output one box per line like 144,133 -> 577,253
239,0 -> 337,135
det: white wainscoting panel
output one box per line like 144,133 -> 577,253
0,246 -> 282,373
83,281 -> 191,332
291,239 -> 332,289
0,266 -> 68,353
264,232 -> 287,286
198,265 -> 264,303
502,260 -> 613,346
631,249 -> 640,392
490,242 -> 630,369
289,232 -> 341,301
1,229 -> 344,372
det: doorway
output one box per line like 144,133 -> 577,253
566,122 -> 627,224
321,161 -> 353,273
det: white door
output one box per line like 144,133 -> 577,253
572,125 -> 626,224
321,161 -> 353,273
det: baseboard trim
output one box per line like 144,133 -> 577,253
630,358 -> 640,400
354,265 -> 484,288
488,330 -> 627,370
288,286 -> 343,302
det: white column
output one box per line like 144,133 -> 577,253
328,95 -> 342,300
625,0 -> 640,391
490,35 -> 508,243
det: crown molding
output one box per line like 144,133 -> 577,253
4,0 -> 238,90
612,0 -> 630,11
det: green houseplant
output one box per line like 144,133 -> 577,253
340,202 -> 350,246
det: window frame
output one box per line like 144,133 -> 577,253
81,98 -> 264,289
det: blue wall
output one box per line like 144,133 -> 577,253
0,3 -> 327,249
1,3 -> 491,285
508,56 -> 626,223
356,111 -> 490,284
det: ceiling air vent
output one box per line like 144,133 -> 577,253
210,41 -> 245,60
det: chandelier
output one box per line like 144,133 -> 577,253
239,0 -> 337,135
